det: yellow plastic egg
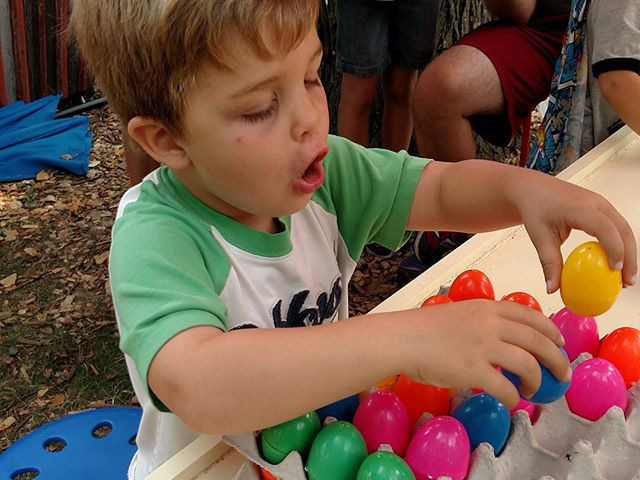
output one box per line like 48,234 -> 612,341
560,241 -> 622,316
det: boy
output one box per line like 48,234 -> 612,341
71,1 -> 637,478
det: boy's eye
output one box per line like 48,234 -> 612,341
243,101 -> 278,123
305,77 -> 321,87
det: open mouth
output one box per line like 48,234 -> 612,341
295,146 -> 328,194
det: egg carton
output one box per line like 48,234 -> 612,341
465,353 -> 640,480
222,354 -> 640,480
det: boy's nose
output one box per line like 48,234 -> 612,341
291,91 -> 321,141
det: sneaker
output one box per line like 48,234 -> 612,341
414,231 -> 472,266
364,243 -> 395,259
397,254 -> 428,287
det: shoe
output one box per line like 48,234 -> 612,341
397,254 -> 428,287
414,231 -> 472,266
364,243 -> 395,259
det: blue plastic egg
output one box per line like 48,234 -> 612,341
451,393 -> 510,454
316,394 -> 360,423
503,348 -> 571,404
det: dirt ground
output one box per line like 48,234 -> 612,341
0,106 -> 416,452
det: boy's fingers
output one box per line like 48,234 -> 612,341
604,207 -> 638,286
498,301 -> 564,346
489,344 -> 541,400
570,208 -> 625,272
476,365 -> 520,409
499,322 -> 571,384
525,224 -> 563,293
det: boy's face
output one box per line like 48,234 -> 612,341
177,27 -> 330,229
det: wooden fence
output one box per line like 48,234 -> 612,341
0,0 -> 89,106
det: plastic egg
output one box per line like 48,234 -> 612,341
404,416 -> 470,480
316,394 -> 360,423
421,295 -> 453,307
392,375 -> 450,427
356,451 -> 416,480
503,348 -> 571,404
598,327 -> 640,388
452,393 -> 511,454
259,466 -> 278,480
501,292 -> 542,312
261,412 -> 321,464
509,398 -> 536,418
551,308 -> 600,362
306,421 -> 368,480
560,241 -> 622,316
359,375 -> 398,402
353,391 -> 410,456
566,358 -> 628,421
448,269 -> 495,301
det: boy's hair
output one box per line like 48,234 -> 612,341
70,1 -> 319,137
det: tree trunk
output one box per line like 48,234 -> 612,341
320,0 -> 520,162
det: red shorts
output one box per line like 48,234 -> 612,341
457,15 -> 568,146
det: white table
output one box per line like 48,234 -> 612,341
146,126 -> 640,480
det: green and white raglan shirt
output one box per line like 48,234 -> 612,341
109,135 -> 429,479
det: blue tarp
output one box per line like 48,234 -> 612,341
0,95 -> 92,182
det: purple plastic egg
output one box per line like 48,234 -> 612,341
353,391 -> 410,456
551,308 -> 599,362
566,358 -> 627,421
404,416 -> 470,480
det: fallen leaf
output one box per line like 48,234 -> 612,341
50,394 -> 65,407
36,171 -> 50,181
94,251 -> 110,265
0,416 -> 16,430
20,366 -> 31,384
37,387 -> 49,398
4,230 -> 17,241
23,247 -> 38,256
60,295 -> 75,311
115,145 -> 125,157
0,274 -> 17,289
89,160 -> 101,168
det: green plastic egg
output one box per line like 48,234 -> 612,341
261,411 -> 321,464
357,451 -> 416,480
305,421 -> 368,480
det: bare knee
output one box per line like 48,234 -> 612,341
414,61 -> 467,118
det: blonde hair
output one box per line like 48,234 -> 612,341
70,0 -> 319,136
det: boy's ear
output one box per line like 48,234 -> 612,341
127,116 -> 191,171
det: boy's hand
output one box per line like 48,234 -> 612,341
396,300 -> 570,408
516,179 -> 637,293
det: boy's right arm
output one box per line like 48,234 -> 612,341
149,299 -> 568,435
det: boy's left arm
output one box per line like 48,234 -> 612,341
599,71 -> 640,137
407,160 -> 637,292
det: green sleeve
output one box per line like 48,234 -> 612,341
110,207 -> 229,411
314,135 -> 430,261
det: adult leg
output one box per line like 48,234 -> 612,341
337,73 -> 381,147
335,0 -> 389,147
381,65 -> 418,152
413,45 -> 505,162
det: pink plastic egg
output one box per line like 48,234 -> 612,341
551,308 -> 599,361
404,416 -> 470,480
509,398 -> 535,418
566,358 -> 628,421
353,391 -> 410,456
